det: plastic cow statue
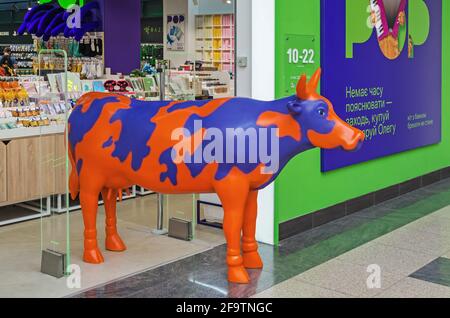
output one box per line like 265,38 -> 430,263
68,68 -> 364,284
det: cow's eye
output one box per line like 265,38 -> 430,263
317,108 -> 326,117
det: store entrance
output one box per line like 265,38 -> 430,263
0,0 -> 236,297
137,0 -> 236,242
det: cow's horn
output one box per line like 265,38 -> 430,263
296,68 -> 322,100
308,68 -> 321,94
296,74 -> 308,99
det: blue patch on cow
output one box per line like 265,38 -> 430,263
68,96 -> 120,154
159,148 -> 177,185
76,159 -> 83,175
110,99 -> 171,171
180,97 -> 294,181
167,100 -> 211,113
178,96 -> 336,184
103,137 -> 113,148
185,140 -> 208,179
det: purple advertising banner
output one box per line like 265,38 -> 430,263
321,0 -> 442,171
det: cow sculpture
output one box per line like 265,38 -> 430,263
68,68 -> 364,284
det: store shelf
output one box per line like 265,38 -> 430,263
195,13 -> 235,73
0,124 -> 65,141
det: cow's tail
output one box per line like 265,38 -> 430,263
67,131 -> 80,200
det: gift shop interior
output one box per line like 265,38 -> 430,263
0,0 -> 236,297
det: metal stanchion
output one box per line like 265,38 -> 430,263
152,68 -> 168,235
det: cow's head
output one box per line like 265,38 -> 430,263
287,68 -> 365,151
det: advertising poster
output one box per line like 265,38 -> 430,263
166,14 -> 186,51
321,0 -> 442,171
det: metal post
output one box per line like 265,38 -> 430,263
159,68 -> 165,100
152,69 -> 168,235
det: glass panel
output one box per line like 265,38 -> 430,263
163,56 -> 198,240
189,1 -> 236,235
38,49 -> 71,277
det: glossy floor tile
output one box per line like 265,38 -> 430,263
375,277 -> 450,298
296,259 -> 403,298
0,178 -> 448,298
0,194 -> 224,298
74,179 -> 450,298
252,277 -> 350,298
336,241 -> 437,276
410,257 -> 450,288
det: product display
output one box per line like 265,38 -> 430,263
67,68 -> 365,284
33,37 -> 104,78
166,70 -> 232,100
195,14 -> 235,73
0,44 -> 36,75
141,44 -> 164,67
35,34 -> 104,58
0,75 -> 71,133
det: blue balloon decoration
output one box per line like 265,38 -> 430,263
27,11 -> 47,34
18,4 -> 54,35
44,11 -> 64,37
37,7 -> 64,37
17,2 -> 102,42
51,22 -> 66,37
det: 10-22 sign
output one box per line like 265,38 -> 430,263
287,48 -> 315,64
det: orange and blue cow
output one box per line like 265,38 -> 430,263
68,68 -> 364,284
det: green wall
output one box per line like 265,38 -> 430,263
274,0 -> 450,242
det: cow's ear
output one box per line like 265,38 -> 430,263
287,101 -> 302,115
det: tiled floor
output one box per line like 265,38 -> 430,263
74,178 -> 450,298
0,194 -> 225,298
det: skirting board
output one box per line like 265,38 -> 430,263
279,166 -> 450,241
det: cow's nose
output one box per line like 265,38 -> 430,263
348,139 -> 364,152
355,130 -> 365,142
349,130 -> 365,152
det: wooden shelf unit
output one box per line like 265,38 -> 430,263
0,132 -> 66,209
195,14 -> 235,74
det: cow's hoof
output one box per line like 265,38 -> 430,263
243,251 -> 263,269
228,265 -> 250,284
83,248 -> 104,264
106,234 -> 127,252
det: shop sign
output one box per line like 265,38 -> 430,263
321,0 -> 442,171
141,17 -> 163,44
282,34 -> 318,96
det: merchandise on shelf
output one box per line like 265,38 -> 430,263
0,44 -> 37,76
33,56 -> 104,80
31,33 -> 104,78
141,44 -> 164,67
34,34 -> 104,58
0,76 -> 69,131
0,78 -> 29,107
166,69 -> 232,99
195,14 -> 235,74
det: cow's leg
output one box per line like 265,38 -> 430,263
80,190 -> 104,264
101,188 -> 126,252
242,190 -> 263,269
215,178 -> 250,284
